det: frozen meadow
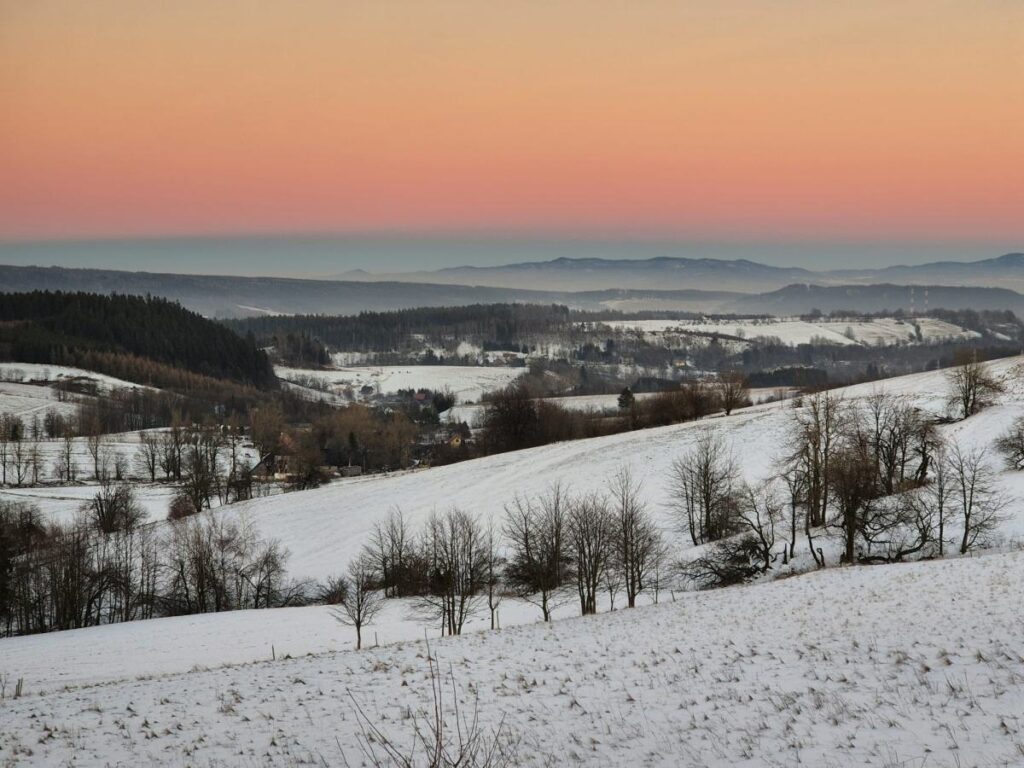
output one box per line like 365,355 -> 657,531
1,550 -> 1021,766
275,365 -> 526,404
602,316 -> 979,347
2,357 -> 1024,766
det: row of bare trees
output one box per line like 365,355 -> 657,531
0,491 -> 299,637
479,374 -> 748,456
332,471 -> 667,649
0,411 -> 256,495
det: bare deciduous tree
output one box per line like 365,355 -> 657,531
865,390 -> 935,494
54,433 -> 78,483
788,391 -> 845,530
829,421 -> 882,564
503,486 -> 571,621
779,463 -> 806,563
735,482 -> 783,572
135,431 -> 161,482
567,493 -> 614,615
159,420 -> 186,481
332,553 -> 384,650
920,441 -> 952,556
609,468 -> 662,608
366,508 -> 420,598
86,433 -> 109,481
668,430 -> 740,546
945,350 -> 1003,420
418,508 -> 489,636
994,416 -> 1024,471
714,371 -> 751,416
948,445 -> 1006,554
84,480 -> 145,534
482,521 -> 504,630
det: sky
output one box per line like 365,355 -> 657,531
1,1 -> 1021,274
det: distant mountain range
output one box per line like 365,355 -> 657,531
340,252 -> 1024,293
3,261 -> 1024,319
0,265 -> 566,318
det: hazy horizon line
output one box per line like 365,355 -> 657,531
0,233 -> 1019,279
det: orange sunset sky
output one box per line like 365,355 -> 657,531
1,1 -> 1022,248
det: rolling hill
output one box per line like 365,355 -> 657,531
3,356 -> 1024,766
0,291 -> 276,388
347,252 -> 1024,293
5,262 -> 1024,318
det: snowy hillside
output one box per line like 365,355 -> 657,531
275,364 -> 526,404
0,381 -> 79,420
0,429 -> 262,523
446,389 -> 788,427
1,483 -> 179,526
219,357 -> 1024,583
2,549 -> 1021,766
4,355 -> 1024,768
0,364 -> 149,422
604,316 -> 979,347
0,362 -> 145,391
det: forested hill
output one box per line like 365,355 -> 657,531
227,304 -> 579,354
0,291 -> 277,389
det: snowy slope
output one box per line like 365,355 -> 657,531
216,357 -> 1024,584
0,430 -> 261,523
0,484 -> 179,526
0,381 -> 79,420
604,317 -> 979,347
446,390 -> 789,427
0,363 -> 144,391
444,392 -> 658,426
4,358 -> 1024,767
2,549 -> 1022,767
275,365 -> 526,403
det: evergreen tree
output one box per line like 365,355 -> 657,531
618,387 -> 636,410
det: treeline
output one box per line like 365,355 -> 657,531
227,303 -> 582,354
0,498 -> 301,637
0,291 -> 276,388
473,376 -> 749,457
331,471 -> 666,648
272,332 -> 331,368
798,307 -> 1023,339
737,339 -> 1022,387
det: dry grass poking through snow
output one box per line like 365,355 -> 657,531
1,551 -> 1023,767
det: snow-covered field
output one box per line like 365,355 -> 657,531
0,429 -> 259,482
0,483 -> 179,526
443,392 -> 659,426
0,365 -> 151,423
0,363 -> 143,391
447,389 -> 790,427
280,379 -> 353,407
0,430 -> 261,523
0,586 -> 648,694
4,357 -> 1024,766
275,364 -> 526,403
206,357 -> 1024,585
2,549 -> 1022,766
0,381 -> 79,420
604,316 -> 978,347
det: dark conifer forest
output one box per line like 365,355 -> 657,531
0,291 -> 276,389
226,303 -> 581,353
